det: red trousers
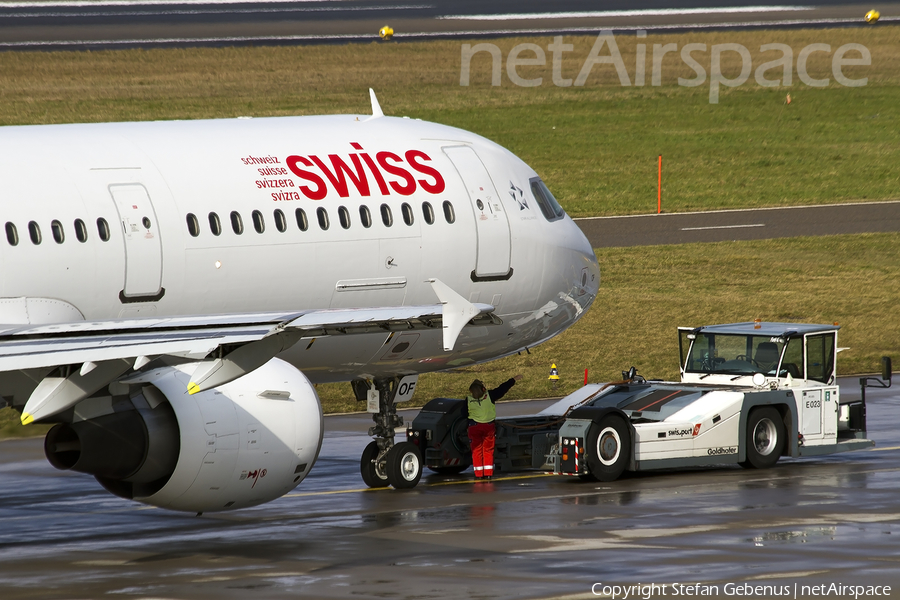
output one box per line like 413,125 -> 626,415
468,422 -> 496,478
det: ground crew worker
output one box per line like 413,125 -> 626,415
466,374 -> 522,481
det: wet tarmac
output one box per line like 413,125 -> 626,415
0,377 -> 898,599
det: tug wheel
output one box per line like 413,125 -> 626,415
740,407 -> 784,469
586,415 -> 631,481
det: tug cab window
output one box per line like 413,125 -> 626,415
780,338 -> 803,378
529,177 -> 566,222
806,333 -> 836,383
682,332 -> 786,376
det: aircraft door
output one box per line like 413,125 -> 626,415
443,146 -> 511,279
109,184 -> 164,300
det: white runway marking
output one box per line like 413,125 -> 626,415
439,6 -> 815,21
681,223 -> 766,231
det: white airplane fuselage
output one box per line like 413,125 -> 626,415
0,114 -> 599,382
0,111 -> 599,511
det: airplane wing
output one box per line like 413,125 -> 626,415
0,281 -> 496,424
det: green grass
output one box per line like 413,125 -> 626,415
0,27 -> 898,431
0,28 -> 897,216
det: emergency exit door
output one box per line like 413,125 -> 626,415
443,146 -> 512,279
109,184 -> 163,299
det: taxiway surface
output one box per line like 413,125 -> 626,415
575,201 -> 900,247
0,0 -> 896,49
1,377 -> 898,599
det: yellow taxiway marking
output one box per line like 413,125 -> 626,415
871,445 -> 900,452
286,472 -> 554,498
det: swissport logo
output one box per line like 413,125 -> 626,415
241,143 -> 446,202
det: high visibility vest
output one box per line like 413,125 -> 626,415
467,394 -> 496,424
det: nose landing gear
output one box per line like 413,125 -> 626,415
354,377 -> 423,489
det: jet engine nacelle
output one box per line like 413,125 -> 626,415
44,358 -> 323,513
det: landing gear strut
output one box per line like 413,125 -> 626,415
353,377 -> 423,489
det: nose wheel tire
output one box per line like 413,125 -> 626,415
740,407 -> 784,469
360,441 -> 390,488
586,415 -> 631,482
386,441 -> 423,489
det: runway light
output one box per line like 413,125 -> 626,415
379,25 -> 394,40
865,9 -> 880,23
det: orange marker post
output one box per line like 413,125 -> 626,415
657,155 -> 662,214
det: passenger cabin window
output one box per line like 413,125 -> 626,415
422,201 -> 435,225
5,222 -> 18,246
230,211 -> 244,234
529,177 -> 566,222
295,208 -> 308,231
186,213 -> 200,237
381,204 -> 393,227
338,206 -> 351,229
401,203 -> 414,226
28,221 -> 42,245
97,218 -> 110,242
274,209 -> 287,233
359,205 -> 372,228
74,219 -> 88,243
442,200 -> 455,224
51,220 -> 64,244
208,212 -> 222,236
317,207 -> 329,230
252,210 -> 265,234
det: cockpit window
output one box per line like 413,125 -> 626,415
529,177 -> 566,222
683,332 -> 787,376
